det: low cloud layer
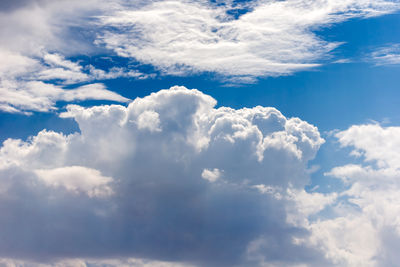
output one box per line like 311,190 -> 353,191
2,87 -> 400,266
0,86 -> 329,266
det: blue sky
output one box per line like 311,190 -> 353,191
1,1 -> 400,266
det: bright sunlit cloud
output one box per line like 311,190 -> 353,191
0,86 -> 327,266
1,1 -> 400,266
370,44 -> 400,65
97,0 -> 400,80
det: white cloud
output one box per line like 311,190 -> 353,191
0,49 -> 135,113
61,83 -> 129,102
0,80 -> 129,114
136,110 -> 162,132
1,0 -> 399,113
2,0 -> 400,264
0,86 -> 327,266
286,188 -> 337,227
335,123 -> 400,168
0,48 -> 142,113
308,215 -> 379,267
0,1 -> 149,114
370,44 -> 400,66
10,87 -> 400,267
34,166 -> 113,197
0,0 -> 113,56
97,0 -> 400,80
35,53 -> 150,84
0,50 -> 149,113
300,124 -> 400,266
201,168 -> 222,182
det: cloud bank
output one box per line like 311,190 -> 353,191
0,86 -> 330,266
2,87 -> 400,266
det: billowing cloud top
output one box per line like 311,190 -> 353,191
0,87 -> 400,266
2,1 -> 400,266
0,86 -> 330,266
2,86 -> 400,267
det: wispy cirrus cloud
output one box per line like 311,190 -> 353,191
0,0 -> 399,114
0,50 -> 145,114
0,80 -> 129,114
97,0 -> 400,81
0,0 -> 145,114
370,44 -> 400,66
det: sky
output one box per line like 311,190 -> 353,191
1,0 -> 400,266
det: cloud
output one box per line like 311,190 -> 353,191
0,86 -> 329,266
34,166 -> 113,197
0,0 -> 49,13
201,168 -> 222,182
1,0 -> 399,113
97,0 -> 400,81
0,0 -> 123,56
7,87 -> 400,267
299,123 -> 400,266
0,1 -> 147,114
36,53 -> 149,84
335,123 -> 400,168
370,44 -> 400,66
0,49 -> 145,113
0,80 -> 129,114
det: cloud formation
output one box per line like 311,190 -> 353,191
303,124 -> 400,266
3,87 -> 400,266
2,1 -> 400,265
0,86 -> 328,266
0,0 -> 144,114
1,0 -> 399,114
97,0 -> 400,81
0,49 -> 141,114
371,44 -> 400,66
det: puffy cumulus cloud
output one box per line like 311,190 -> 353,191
297,124 -> 400,266
201,168 -> 222,182
0,86 -> 330,266
97,0 -> 400,81
34,166 -> 113,197
335,123 -> 400,168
